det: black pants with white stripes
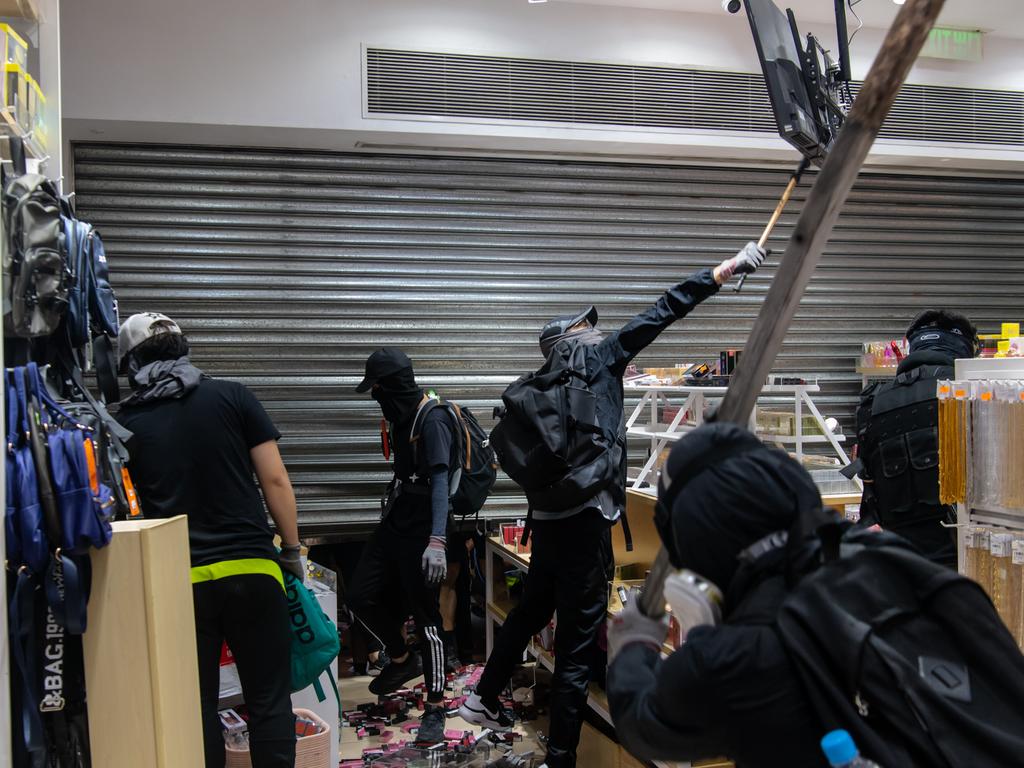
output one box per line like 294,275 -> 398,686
349,522 -> 446,702
476,509 -> 614,768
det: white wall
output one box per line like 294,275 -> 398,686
60,0 -> 1024,171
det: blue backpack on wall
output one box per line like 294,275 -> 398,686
62,209 -> 118,348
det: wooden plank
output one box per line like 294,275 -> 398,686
639,0 -> 947,618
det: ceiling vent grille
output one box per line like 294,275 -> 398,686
366,47 -> 1024,147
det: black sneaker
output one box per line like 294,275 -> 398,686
368,653 -> 423,696
458,692 -> 513,731
415,706 -> 446,745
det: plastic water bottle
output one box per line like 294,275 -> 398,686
821,730 -> 881,767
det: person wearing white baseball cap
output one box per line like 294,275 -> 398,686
116,312 -> 302,768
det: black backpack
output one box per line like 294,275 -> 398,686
776,522 -> 1024,767
489,341 -> 621,511
411,399 -> 497,518
2,172 -> 69,338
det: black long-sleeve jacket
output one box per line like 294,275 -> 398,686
581,268 -> 720,511
607,573 -> 828,768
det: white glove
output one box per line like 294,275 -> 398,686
607,599 -> 669,662
714,241 -> 767,284
421,536 -> 448,587
663,570 -> 723,641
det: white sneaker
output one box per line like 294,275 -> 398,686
458,691 -> 513,731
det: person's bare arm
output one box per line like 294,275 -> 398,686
251,440 -> 299,546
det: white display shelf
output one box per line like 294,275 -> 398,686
624,382 -> 858,493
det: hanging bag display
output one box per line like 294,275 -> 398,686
25,362 -> 113,634
26,363 -> 114,554
7,368 -> 50,574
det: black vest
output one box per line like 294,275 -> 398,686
862,363 -> 954,527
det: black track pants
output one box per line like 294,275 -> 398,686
348,524 -> 447,702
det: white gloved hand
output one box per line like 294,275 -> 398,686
421,536 -> 448,587
714,241 -> 768,284
663,570 -> 723,641
607,598 -> 669,663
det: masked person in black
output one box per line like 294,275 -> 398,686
116,313 -> 302,768
605,423 -> 831,768
855,309 -> 978,567
459,243 -> 767,768
348,348 -> 453,745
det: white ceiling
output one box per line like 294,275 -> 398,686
550,0 -> 1024,38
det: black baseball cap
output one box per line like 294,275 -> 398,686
356,347 -> 413,393
539,306 -> 598,349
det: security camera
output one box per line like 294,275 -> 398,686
721,0 -> 742,13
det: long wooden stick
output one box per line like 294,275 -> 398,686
639,0 -> 947,619
734,156 -> 812,293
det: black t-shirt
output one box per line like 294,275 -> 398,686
117,379 -> 281,567
386,405 -> 453,537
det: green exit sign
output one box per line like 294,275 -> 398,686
921,27 -> 984,62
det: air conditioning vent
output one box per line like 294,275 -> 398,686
366,47 -> 1024,147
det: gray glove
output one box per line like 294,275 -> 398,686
422,536 -> 448,587
715,241 -> 768,283
606,597 -> 669,662
279,544 -> 304,581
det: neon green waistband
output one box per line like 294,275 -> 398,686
190,558 -> 285,591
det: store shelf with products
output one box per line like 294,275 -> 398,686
0,10 -> 53,165
855,365 -> 896,389
624,382 -> 860,501
941,357 -> 1024,650
856,339 -> 908,388
483,492 -> 731,768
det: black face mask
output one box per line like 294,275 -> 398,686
908,326 -> 976,361
371,368 -> 423,426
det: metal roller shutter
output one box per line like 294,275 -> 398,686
71,144 -> 1024,535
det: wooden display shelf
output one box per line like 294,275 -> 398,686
485,598 -> 515,624
483,493 -> 699,763
855,366 -> 898,377
0,0 -> 39,20
83,516 -> 203,767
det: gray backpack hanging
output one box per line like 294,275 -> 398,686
2,171 -> 69,338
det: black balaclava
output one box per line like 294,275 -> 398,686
372,366 -> 424,426
907,326 -> 976,362
905,309 -> 978,363
655,422 -> 824,591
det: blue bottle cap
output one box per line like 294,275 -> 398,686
821,730 -> 859,766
